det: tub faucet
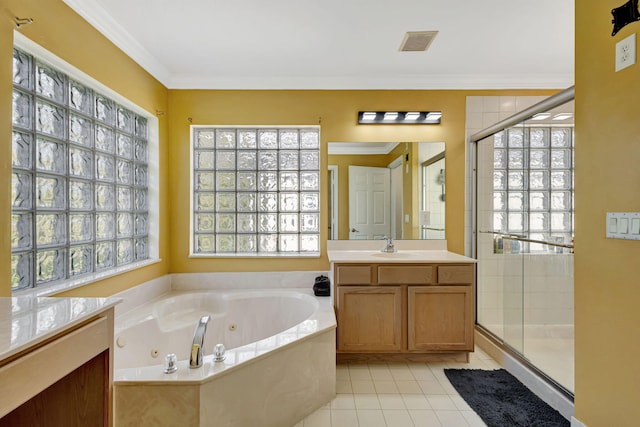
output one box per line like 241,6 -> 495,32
189,315 -> 211,369
381,236 -> 395,253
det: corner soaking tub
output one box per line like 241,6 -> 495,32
113,288 -> 336,427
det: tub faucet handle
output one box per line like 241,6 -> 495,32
214,343 -> 226,362
164,353 -> 178,374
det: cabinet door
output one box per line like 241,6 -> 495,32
408,286 -> 474,351
337,286 -> 403,352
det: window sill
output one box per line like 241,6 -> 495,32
13,259 -> 163,298
188,252 -> 320,258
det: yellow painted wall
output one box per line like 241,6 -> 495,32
575,2 -> 640,425
0,0 -> 170,297
169,89 -> 507,272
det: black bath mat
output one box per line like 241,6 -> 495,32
444,369 -> 569,427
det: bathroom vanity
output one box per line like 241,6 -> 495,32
328,241 -> 476,362
0,297 -> 119,426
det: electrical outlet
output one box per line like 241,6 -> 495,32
616,33 -> 636,72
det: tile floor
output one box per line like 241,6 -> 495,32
293,347 -> 502,427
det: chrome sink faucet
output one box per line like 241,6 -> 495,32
189,315 -> 211,369
381,236 -> 396,253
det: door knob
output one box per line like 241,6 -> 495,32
351,228 -> 359,232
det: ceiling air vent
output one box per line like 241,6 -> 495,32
399,31 -> 438,52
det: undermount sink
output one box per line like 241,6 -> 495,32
370,251 -> 423,259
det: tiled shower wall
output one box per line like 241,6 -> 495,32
465,96 -> 574,335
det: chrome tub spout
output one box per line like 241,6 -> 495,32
189,315 -> 211,369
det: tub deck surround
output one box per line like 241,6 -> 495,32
113,288 -> 336,383
112,275 -> 337,427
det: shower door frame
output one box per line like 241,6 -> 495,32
469,86 -> 575,398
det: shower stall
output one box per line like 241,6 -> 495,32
471,88 -> 575,395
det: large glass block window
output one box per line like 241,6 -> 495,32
192,127 -> 320,255
11,48 -> 149,291
493,127 -> 574,251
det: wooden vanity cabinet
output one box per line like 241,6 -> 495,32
334,262 -> 475,360
337,286 -> 403,352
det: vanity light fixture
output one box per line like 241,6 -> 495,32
357,111 -> 442,124
361,112 -> 377,121
425,112 -> 442,122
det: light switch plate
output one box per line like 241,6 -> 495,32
616,33 -> 636,72
607,212 -> 640,240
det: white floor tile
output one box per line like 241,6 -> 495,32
378,394 -> 406,410
336,366 -> 350,380
409,365 -> 437,381
396,380 -> 423,394
328,355 -> 502,427
356,410 -> 387,427
450,395 -> 473,411
426,395 -> 458,410
331,394 -> 356,410
331,410 -> 359,427
374,380 -> 400,394
336,380 -> 353,394
401,394 -> 432,410
383,409 -> 414,427
389,365 -> 415,381
354,394 -> 381,410
351,380 -> 376,394
349,366 -> 372,380
418,380 -> 447,394
369,365 -> 393,380
438,380 -> 459,395
435,410 -> 471,427
409,409 -> 444,427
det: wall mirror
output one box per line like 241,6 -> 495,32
328,141 -> 445,240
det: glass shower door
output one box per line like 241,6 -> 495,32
474,97 -> 575,394
476,132 -> 525,354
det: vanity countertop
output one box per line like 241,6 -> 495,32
327,240 -> 476,264
0,296 -> 120,363
327,249 -> 476,264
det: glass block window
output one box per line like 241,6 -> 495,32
11,48 -> 149,291
493,126 -> 574,251
192,127 -> 320,255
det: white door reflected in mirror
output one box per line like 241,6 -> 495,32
328,141 -> 445,240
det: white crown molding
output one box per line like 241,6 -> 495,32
167,73 -> 575,90
62,0 -> 172,86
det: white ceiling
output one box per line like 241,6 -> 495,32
63,0 -> 575,90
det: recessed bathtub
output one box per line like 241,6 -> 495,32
113,285 -> 336,427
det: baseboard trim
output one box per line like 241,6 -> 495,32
475,328 -> 574,421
